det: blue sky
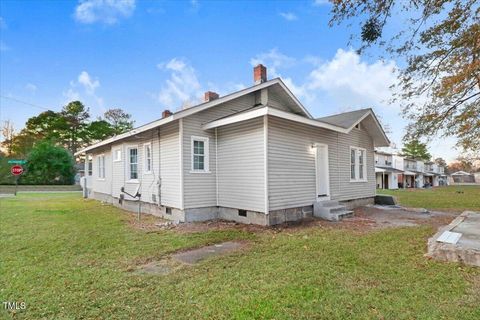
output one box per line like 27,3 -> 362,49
0,0 -> 458,161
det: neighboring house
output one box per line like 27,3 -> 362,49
450,171 -> 476,184
76,65 -> 389,225
402,158 -> 419,188
375,153 -> 449,189
374,151 -> 402,189
423,162 -> 444,187
438,165 -> 448,186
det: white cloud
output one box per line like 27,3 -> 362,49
74,0 -> 136,24
312,0 -> 330,6
250,48 -> 296,78
156,58 -> 203,109
63,88 -> 81,102
78,71 -> 100,94
306,49 -> 397,107
63,71 -> 103,108
25,83 -> 37,93
279,12 -> 298,21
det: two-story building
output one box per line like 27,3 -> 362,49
374,151 -> 448,189
374,151 -> 403,189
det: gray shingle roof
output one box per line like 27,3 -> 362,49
316,108 -> 371,129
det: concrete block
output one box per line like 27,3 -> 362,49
374,194 -> 397,205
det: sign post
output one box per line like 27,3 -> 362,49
8,160 -> 27,165
11,165 -> 24,196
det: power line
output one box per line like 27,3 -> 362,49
0,95 -> 53,111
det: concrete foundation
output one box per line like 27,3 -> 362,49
89,190 -> 371,226
267,206 -> 313,225
341,197 -> 375,210
427,211 -> 480,267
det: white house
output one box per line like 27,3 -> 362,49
450,171 -> 476,184
76,65 -> 390,225
374,151 -> 402,189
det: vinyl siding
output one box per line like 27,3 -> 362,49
89,122 -> 181,208
268,90 -> 294,113
91,149 -> 112,195
217,117 -> 265,212
182,94 -> 257,209
268,116 -> 375,210
159,121 -> 181,208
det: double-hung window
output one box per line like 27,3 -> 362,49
350,147 -> 367,182
97,155 -> 105,179
144,143 -> 152,173
128,147 -> 138,180
191,136 -> 209,172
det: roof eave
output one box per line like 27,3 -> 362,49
75,79 -> 284,155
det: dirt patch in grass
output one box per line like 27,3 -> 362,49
133,241 -> 250,275
133,259 -> 182,275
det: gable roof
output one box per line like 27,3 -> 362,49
76,78 -> 311,155
316,109 -> 371,129
451,171 -> 472,176
76,80 -> 390,154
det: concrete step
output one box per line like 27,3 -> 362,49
328,205 -> 347,213
330,210 -> 354,222
313,200 -> 354,221
316,200 -> 339,207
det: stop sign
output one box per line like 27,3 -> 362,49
11,165 -> 24,176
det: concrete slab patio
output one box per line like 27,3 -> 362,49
427,211 -> 480,267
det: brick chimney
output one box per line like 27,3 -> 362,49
254,64 -> 267,84
162,109 -> 172,118
204,91 -> 219,102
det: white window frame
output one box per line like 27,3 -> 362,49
113,148 -> 122,162
190,136 -> 210,173
144,142 -> 152,174
87,155 -> 93,176
350,147 -> 367,182
127,146 -> 139,182
97,154 -> 105,180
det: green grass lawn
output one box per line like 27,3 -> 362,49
378,185 -> 480,212
1,193 -> 479,319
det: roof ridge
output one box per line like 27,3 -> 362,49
316,108 -> 371,120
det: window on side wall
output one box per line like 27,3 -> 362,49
350,147 -> 367,182
128,147 -> 138,180
114,149 -> 122,162
87,155 -> 93,176
97,155 -> 105,179
144,143 -> 152,173
191,136 -> 209,172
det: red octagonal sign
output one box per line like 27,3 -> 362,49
11,165 -> 24,176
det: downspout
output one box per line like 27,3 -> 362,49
157,127 -> 162,206
215,127 -> 219,207
179,118 -> 184,210
263,115 -> 269,217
